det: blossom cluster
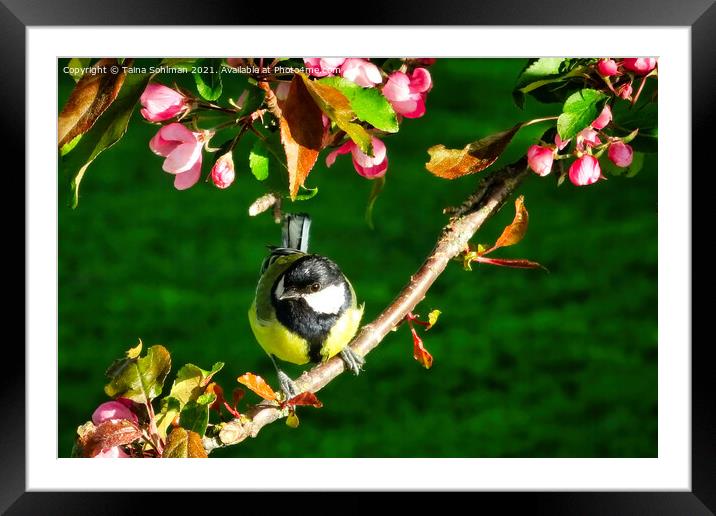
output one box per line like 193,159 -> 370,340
527,104 -> 632,186
138,58 -> 435,190
305,58 -> 433,178
526,57 -> 656,186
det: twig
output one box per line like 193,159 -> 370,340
203,158 -> 529,453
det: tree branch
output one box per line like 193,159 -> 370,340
203,158 -> 529,453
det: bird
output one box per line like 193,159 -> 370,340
248,212 -> 365,398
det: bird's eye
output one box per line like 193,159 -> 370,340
310,283 -> 321,292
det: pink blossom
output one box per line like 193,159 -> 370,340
149,123 -> 204,190
616,82 -> 633,100
555,134 -> 570,151
576,128 -> 602,151
326,136 -> 388,179
617,82 -> 633,100
608,142 -> 634,167
92,400 -> 138,426
569,155 -> 602,186
94,446 -> 131,458
591,105 -> 612,130
597,59 -> 618,77
140,83 -> 188,122
622,58 -> 657,75
415,58 -> 437,66
382,68 -> 432,118
340,58 -> 383,87
211,152 -> 235,189
303,58 -> 346,78
526,145 -> 554,176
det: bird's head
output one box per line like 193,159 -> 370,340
272,255 -> 350,315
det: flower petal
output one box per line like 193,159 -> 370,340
173,157 -> 202,190
163,141 -> 202,174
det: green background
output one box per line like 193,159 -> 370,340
58,59 -> 657,458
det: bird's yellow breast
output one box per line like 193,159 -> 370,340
248,300 -> 364,365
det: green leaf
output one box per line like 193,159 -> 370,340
513,58 -> 565,107
557,89 -> 607,141
104,344 -> 171,403
318,76 -> 399,132
365,176 -> 386,229
61,69 -> 153,208
155,396 -> 181,440
59,134 -> 82,156
179,392 -> 216,436
162,427 -> 207,458
168,362 -> 224,408
291,185 -> 318,201
611,102 -> 658,153
67,58 -> 91,82
248,139 -> 270,181
297,73 -> 372,155
193,58 -> 223,101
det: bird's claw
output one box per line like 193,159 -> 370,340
340,347 -> 365,376
277,370 -> 300,399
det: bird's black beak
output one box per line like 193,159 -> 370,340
278,288 -> 301,301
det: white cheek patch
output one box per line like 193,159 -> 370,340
274,276 -> 285,299
303,283 -> 346,314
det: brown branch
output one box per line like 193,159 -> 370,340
203,158 -> 529,453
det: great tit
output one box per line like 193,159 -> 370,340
248,213 -> 364,397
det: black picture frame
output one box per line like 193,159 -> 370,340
9,0 -> 711,513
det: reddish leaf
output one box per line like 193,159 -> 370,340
286,391 -> 323,408
162,427 -> 207,458
425,123 -> 522,179
411,326 -> 433,369
492,195 -> 529,250
79,419 -> 142,458
232,388 -> 245,406
279,76 -> 324,199
476,256 -> 547,270
205,382 -> 224,412
58,58 -> 128,147
237,373 -> 277,401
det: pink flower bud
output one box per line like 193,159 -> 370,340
211,152 -> 235,189
303,58 -> 346,78
554,134 -> 570,151
140,83 -> 188,122
415,58 -> 437,66
576,128 -> 602,152
597,59 -> 618,77
149,123 -> 204,190
326,136 -> 388,179
340,58 -> 383,87
94,446 -> 131,458
616,82 -> 633,100
608,142 -> 634,167
92,400 -> 138,426
622,58 -> 657,75
591,105 -> 612,130
569,155 -> 602,186
382,68 -> 432,118
526,145 -> 554,176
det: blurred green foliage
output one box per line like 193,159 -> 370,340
58,58 -> 657,457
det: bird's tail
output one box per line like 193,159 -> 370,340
282,213 -> 312,252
